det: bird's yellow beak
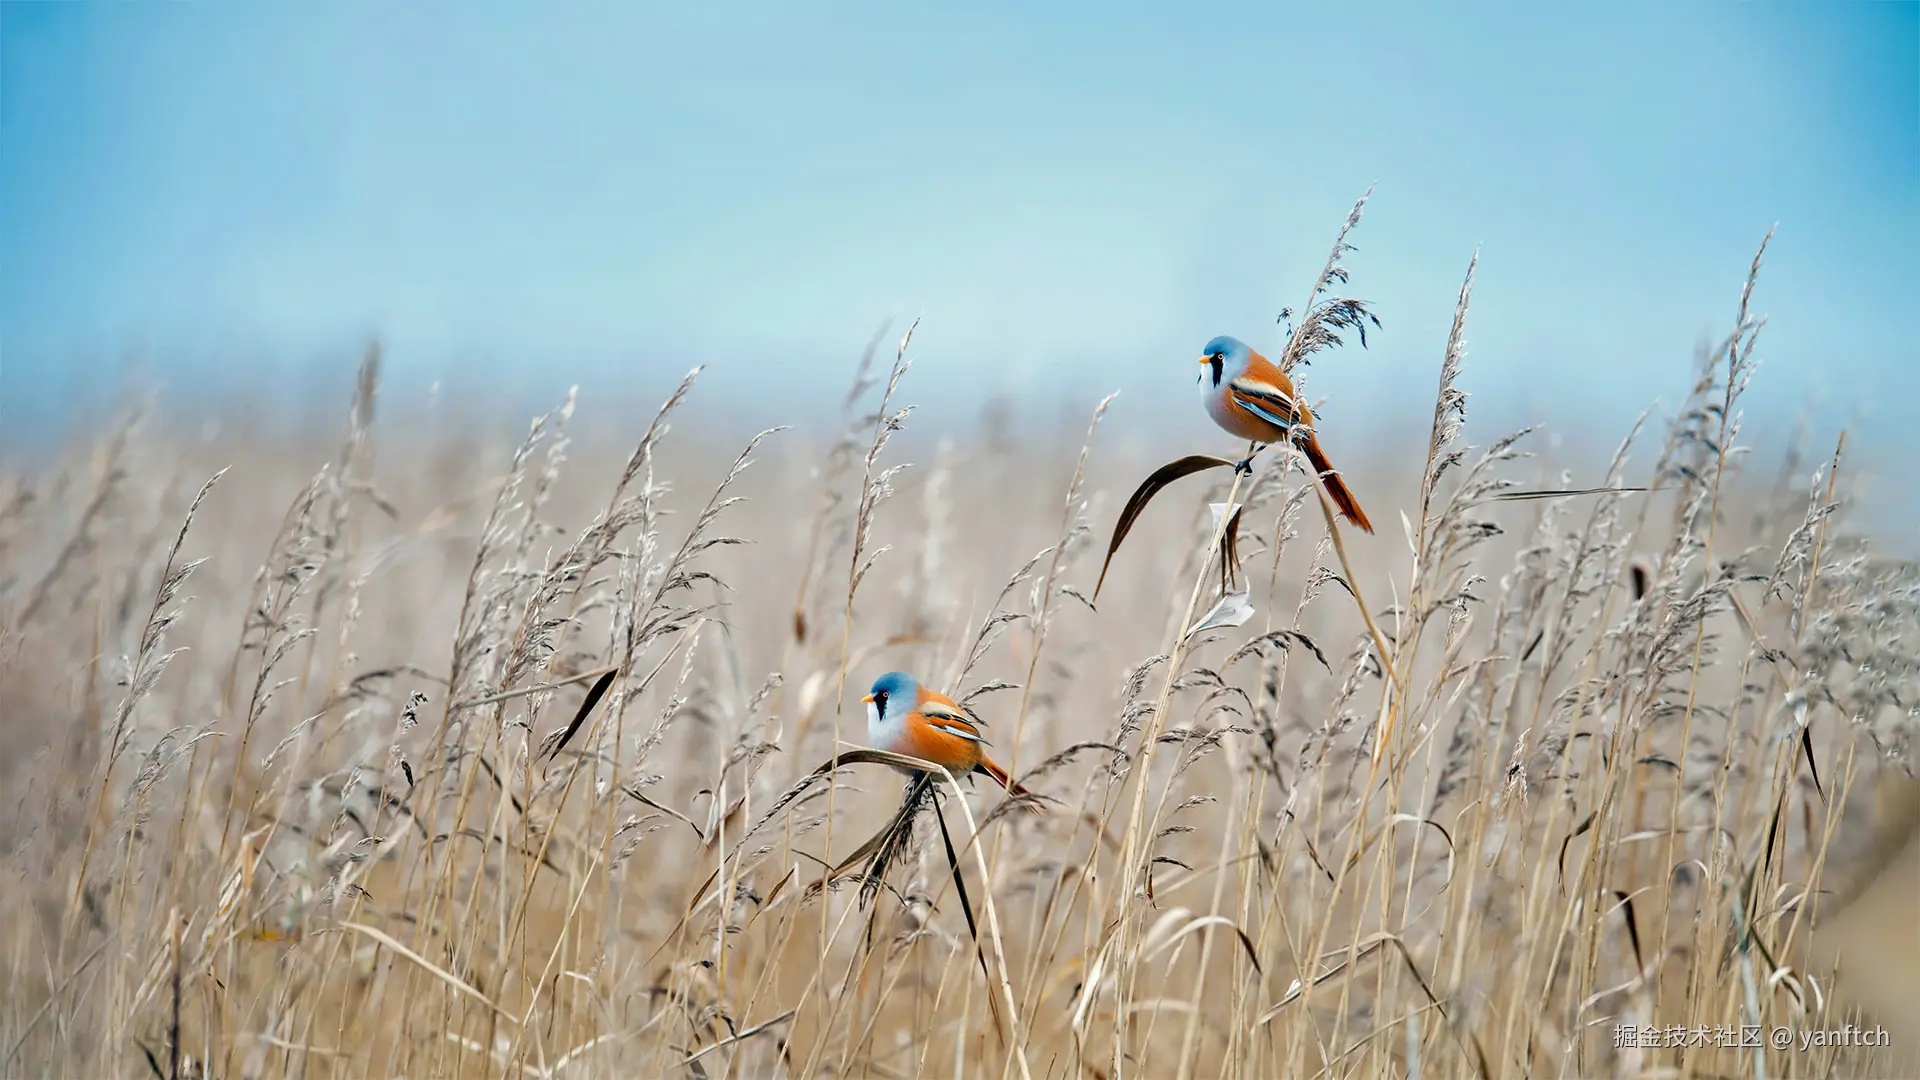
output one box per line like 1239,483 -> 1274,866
1197,355 -> 1213,365
861,693 -> 875,703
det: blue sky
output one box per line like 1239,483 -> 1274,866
2,2 -> 1916,501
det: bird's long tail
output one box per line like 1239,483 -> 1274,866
1303,438 -> 1374,533
975,757 -> 1036,801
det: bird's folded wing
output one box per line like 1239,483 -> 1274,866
918,701 -> 989,744
1228,377 -> 1300,429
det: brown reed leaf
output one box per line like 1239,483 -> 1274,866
620,784 -> 705,839
1092,454 -> 1236,604
1610,888 -> 1646,973
1137,911 -> 1264,975
1220,503 -> 1246,594
541,666 -> 619,762
1800,725 -> 1825,803
1481,485 -> 1648,503
1557,811 -> 1598,892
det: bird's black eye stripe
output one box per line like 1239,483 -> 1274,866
873,691 -> 888,712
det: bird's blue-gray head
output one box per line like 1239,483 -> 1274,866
1198,335 -> 1250,385
863,670 -> 920,724
1201,335 -> 1249,361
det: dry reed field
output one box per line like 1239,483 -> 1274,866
5,209 -> 1920,1079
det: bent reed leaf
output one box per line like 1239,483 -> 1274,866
542,665 -> 619,762
1213,502 -> 1248,594
1482,485 -> 1649,503
1093,454 -> 1236,604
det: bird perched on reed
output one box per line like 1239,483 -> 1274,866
863,671 -> 1034,798
1197,334 -> 1373,533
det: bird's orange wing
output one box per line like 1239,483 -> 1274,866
916,693 -> 988,745
890,691 -> 989,772
1227,351 -> 1309,430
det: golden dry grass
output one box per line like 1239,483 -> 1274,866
4,222 -> 1919,1080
